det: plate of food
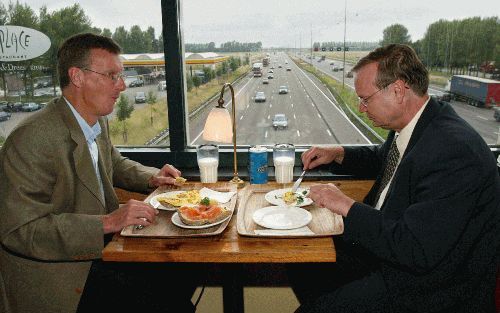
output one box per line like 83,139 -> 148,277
264,188 -> 312,207
150,189 -> 201,211
252,206 -> 312,230
171,198 -> 233,229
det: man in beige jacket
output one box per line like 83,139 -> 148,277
0,33 -> 197,313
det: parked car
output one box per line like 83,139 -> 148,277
135,91 -> 146,103
129,79 -> 144,87
272,113 -> 288,130
5,102 -> 23,112
158,80 -> 166,91
262,78 -> 269,84
254,91 -> 266,102
346,71 -> 353,78
279,86 -> 288,94
21,102 -> 41,112
0,101 -> 9,111
493,107 -> 500,122
0,111 -> 11,122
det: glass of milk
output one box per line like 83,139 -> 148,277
273,143 -> 295,184
197,144 -> 219,183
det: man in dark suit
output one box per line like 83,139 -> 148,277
0,33 -> 197,313
292,44 -> 500,313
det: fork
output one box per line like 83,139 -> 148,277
291,170 -> 306,193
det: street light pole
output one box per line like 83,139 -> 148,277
342,0 -> 347,88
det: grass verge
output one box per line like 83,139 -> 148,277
109,65 -> 250,145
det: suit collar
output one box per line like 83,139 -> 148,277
56,97 -> 106,208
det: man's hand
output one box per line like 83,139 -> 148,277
148,164 -> 182,188
101,199 -> 159,234
301,146 -> 344,170
309,183 -> 354,217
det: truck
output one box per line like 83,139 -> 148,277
263,57 -> 270,67
448,75 -> 500,107
252,62 -> 263,77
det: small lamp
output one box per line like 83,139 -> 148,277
203,83 -> 244,187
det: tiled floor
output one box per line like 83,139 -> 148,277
192,287 -> 300,313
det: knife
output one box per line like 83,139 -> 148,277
291,170 -> 306,193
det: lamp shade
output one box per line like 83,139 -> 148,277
203,107 -> 233,143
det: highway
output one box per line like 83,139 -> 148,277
302,54 -> 500,145
190,52 -> 371,146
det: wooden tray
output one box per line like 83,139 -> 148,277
120,183 -> 237,238
237,183 -> 344,238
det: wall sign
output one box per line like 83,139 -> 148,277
0,25 -> 51,62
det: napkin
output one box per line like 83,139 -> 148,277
199,187 -> 236,204
254,226 -> 314,236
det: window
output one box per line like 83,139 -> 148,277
1,0 -> 499,152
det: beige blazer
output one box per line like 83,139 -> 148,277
0,97 -> 158,313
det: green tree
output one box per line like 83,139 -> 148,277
116,94 -> 134,142
229,56 -> 239,72
39,4 -> 93,96
192,75 -> 201,94
112,26 -> 129,51
129,25 -> 146,53
380,24 -> 411,46
101,28 -> 112,38
146,90 -> 157,126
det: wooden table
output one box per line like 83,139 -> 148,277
104,180 -> 373,313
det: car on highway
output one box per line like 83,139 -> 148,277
286,67 -> 291,71
262,77 -> 269,84
267,73 -> 274,79
254,91 -> 266,102
278,86 -> 288,94
493,107 -> 500,122
268,69 -> 274,73
158,80 -> 166,91
272,113 -> 288,130
332,66 -> 340,72
270,66 -> 275,69
135,91 -> 146,103
278,64 -> 282,68
0,111 -> 11,122
346,71 -> 353,78
21,102 -> 41,112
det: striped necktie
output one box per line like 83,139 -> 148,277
374,136 -> 400,205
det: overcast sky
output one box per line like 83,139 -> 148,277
19,0 -> 500,47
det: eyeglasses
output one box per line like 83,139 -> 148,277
81,68 -> 125,83
358,82 -> 395,107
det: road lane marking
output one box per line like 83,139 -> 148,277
311,103 -> 315,107
268,115 -> 270,119
265,130 -> 268,138
296,130 -> 300,137
477,115 -> 488,121
291,103 -> 294,108
294,114 -> 296,119
240,116 -> 243,120
270,104 -> 272,108
317,113 -> 321,118
327,129 -> 332,136
295,64 -> 371,144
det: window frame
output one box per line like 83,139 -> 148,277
118,0 -> 500,174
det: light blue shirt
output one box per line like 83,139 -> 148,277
64,97 -> 105,201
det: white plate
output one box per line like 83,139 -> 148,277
264,188 -> 312,207
252,206 -> 312,230
150,191 -> 191,211
171,212 -> 231,229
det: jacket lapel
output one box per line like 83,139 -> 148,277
58,98 -> 106,208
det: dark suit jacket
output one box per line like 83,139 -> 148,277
0,98 -> 159,313
340,98 -> 500,312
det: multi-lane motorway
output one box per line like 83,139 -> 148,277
191,52 -> 371,146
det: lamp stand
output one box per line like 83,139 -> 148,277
219,83 -> 245,188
